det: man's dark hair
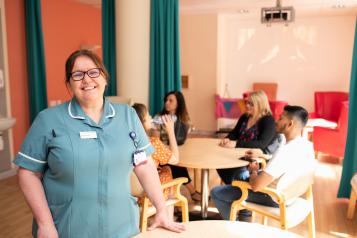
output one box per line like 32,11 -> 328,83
283,105 -> 309,127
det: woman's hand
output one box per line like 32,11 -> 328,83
162,115 -> 175,135
248,160 -> 259,174
148,208 -> 186,233
219,138 -> 229,146
219,138 -> 235,148
245,149 -> 263,158
37,224 -> 59,238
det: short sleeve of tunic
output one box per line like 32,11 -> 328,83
149,137 -> 172,166
128,107 -> 155,157
13,111 -> 51,173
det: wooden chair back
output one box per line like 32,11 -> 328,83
107,96 -> 134,105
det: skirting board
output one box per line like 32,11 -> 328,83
0,168 -> 16,180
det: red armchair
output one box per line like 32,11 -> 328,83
313,101 -> 349,158
310,91 -> 349,123
269,100 -> 288,120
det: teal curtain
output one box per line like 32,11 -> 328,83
24,0 -> 48,123
102,0 -> 117,96
149,0 -> 181,115
338,18 -> 357,198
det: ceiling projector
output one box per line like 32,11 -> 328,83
261,0 -> 295,24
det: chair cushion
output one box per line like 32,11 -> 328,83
351,174 -> 357,191
244,197 -> 311,228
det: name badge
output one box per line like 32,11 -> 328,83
80,131 -> 97,139
133,150 -> 147,166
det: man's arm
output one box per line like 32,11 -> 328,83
248,162 -> 274,192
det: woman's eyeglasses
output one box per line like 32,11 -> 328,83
70,68 -> 102,81
245,100 -> 254,107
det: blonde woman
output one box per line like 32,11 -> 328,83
218,90 -> 277,185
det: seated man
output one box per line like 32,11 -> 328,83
211,105 -> 316,221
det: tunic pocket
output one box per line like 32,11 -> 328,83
49,200 -> 72,238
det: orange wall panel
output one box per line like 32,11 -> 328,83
41,0 -> 102,104
5,0 -> 102,154
5,0 -> 29,153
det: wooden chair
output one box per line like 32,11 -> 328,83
347,174 -> 357,219
131,174 -> 189,232
229,170 -> 316,238
106,96 -> 134,105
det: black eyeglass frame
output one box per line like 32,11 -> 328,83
70,68 -> 103,81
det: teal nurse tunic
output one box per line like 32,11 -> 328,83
13,98 -> 154,238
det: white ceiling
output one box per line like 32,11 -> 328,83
74,0 -> 357,17
180,0 -> 357,16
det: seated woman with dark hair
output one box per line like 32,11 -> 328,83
157,91 -> 200,201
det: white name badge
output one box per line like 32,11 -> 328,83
133,151 -> 147,166
80,131 -> 97,139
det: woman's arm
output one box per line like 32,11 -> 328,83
18,168 -> 58,238
227,114 -> 248,140
162,115 -> 179,164
134,157 -> 185,232
237,115 -> 276,149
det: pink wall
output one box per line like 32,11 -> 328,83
5,0 -> 101,154
5,0 -> 29,153
180,14 -> 217,131
218,15 -> 354,112
180,14 -> 355,131
41,0 -> 102,104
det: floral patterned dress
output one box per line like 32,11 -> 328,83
138,137 -> 173,205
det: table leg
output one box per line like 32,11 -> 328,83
201,169 -> 209,219
194,169 -> 199,192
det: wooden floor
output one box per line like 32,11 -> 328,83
1,161 -> 356,238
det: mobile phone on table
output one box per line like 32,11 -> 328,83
239,156 -> 256,163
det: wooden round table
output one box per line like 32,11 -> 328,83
134,220 -> 303,238
175,138 -> 249,219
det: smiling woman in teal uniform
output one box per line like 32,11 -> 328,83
14,49 -> 185,238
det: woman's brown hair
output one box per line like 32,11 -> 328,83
160,91 -> 190,124
65,49 -> 109,84
132,103 -> 147,124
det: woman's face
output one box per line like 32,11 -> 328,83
143,110 -> 153,131
164,94 -> 178,114
245,96 -> 257,116
68,56 -> 107,105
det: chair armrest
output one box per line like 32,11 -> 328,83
161,177 -> 188,199
314,126 -> 339,133
232,180 -> 285,203
160,177 -> 188,190
309,112 -> 317,119
137,177 -> 188,199
255,158 -> 267,169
